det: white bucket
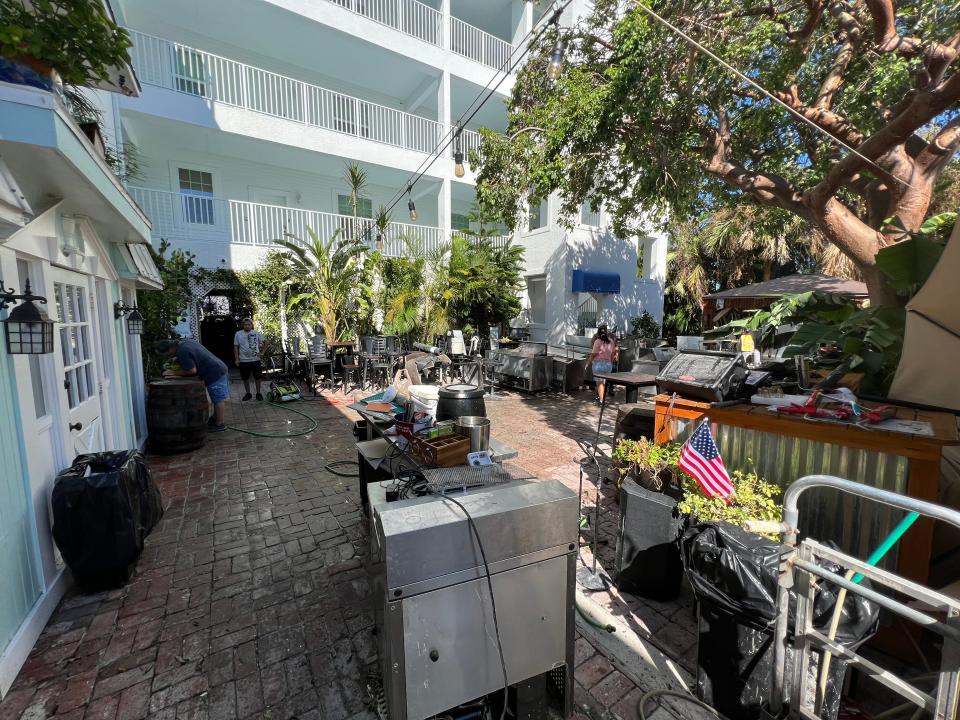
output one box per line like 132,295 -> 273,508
409,384 -> 440,416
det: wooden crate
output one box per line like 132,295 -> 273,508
412,434 -> 471,467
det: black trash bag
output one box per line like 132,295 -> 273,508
52,450 -> 164,590
683,522 -> 878,720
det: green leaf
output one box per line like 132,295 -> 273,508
875,237 -> 945,295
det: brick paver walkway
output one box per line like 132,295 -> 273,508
0,381 -> 696,720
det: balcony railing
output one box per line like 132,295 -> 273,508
322,0 -> 514,71
129,187 -> 509,259
329,0 -> 442,45
450,17 -> 513,70
129,31 -> 445,155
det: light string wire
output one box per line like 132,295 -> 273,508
346,0 -> 574,247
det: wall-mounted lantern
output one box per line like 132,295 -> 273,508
1,279 -> 54,354
114,302 -> 145,335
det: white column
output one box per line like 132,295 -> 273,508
438,69 -> 452,236
511,0 -> 533,48
440,0 -> 450,50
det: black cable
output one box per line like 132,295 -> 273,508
346,0 -> 574,247
430,491 -> 510,720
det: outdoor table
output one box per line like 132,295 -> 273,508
592,372 -> 658,446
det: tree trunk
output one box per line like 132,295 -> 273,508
859,264 -> 902,307
761,260 -> 773,281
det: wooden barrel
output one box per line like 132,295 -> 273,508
147,380 -> 208,455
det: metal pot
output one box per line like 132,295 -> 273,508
455,416 -> 490,452
436,383 -> 485,421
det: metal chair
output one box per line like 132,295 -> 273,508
366,336 -> 392,389
309,336 -> 334,393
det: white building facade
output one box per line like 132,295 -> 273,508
105,0 -> 667,343
0,77 -> 161,696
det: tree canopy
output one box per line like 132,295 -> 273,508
474,0 -> 960,303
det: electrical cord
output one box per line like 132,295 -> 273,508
347,0 -> 574,247
431,491 -> 510,720
636,690 -> 719,720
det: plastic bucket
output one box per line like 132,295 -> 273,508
409,384 -> 440,416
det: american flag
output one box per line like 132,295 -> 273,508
678,421 -> 734,500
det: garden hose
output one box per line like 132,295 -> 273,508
815,511 -> 920,710
325,460 -> 361,477
575,601 -> 616,633
636,689 -> 719,720
226,400 -> 319,438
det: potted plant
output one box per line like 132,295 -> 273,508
677,469 -> 783,538
611,438 -> 682,496
612,438 -> 686,599
0,0 -> 132,90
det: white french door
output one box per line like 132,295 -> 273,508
51,269 -> 104,458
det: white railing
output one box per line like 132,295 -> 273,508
129,187 -> 450,258
450,17 -> 514,70
128,31 -> 444,155
329,0 -> 441,45
460,128 -> 482,159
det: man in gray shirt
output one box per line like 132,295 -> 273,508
233,318 -> 269,401
157,338 -> 230,432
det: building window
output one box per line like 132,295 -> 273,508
528,197 -> 548,231
16,259 -> 47,419
54,281 -> 95,410
637,238 -> 649,278
451,213 -> 470,232
174,47 -> 206,96
179,168 -> 215,225
337,194 -> 373,218
580,203 -> 600,227
527,276 -> 546,325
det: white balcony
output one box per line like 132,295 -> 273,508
324,0 -> 514,70
130,187 -> 507,261
129,31 -> 445,156
128,32 -> 489,171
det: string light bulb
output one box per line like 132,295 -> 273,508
546,35 -> 567,81
454,125 -> 466,178
407,186 -> 417,222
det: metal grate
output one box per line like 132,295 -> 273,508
424,462 -> 533,494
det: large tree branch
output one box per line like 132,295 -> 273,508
773,88 -> 865,145
916,116 -> 960,172
863,0 -> 958,86
704,121 -> 808,217
808,72 -> 960,207
815,35 -> 860,110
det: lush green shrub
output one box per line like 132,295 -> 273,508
611,438 -> 681,490
136,240 -> 195,379
630,311 -> 660,339
677,469 -> 783,539
0,0 -> 132,88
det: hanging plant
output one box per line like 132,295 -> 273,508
0,0 -> 132,88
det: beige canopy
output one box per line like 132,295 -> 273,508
889,219 -> 960,411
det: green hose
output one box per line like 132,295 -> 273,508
853,511 -> 919,583
325,460 -> 361,477
575,601 -> 616,633
226,400 -> 319,438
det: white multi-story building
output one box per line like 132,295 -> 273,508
104,0 -> 667,345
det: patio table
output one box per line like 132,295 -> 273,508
591,371 -> 659,447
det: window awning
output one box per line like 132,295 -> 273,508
115,243 -> 163,289
572,269 -> 620,294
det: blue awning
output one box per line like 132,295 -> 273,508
572,269 -> 620,294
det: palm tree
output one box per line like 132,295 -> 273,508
277,227 -> 367,343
